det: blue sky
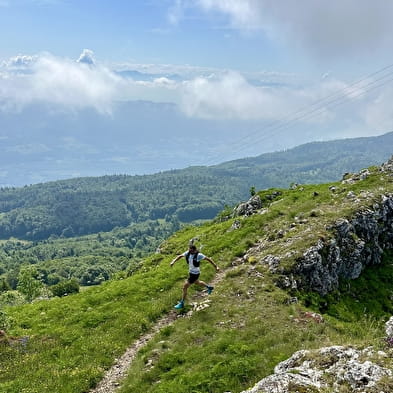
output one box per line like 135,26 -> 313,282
3,0 -> 391,73
1,1 -> 393,184
0,0 -> 295,72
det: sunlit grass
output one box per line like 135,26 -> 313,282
1,165 -> 393,392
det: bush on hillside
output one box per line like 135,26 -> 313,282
0,309 -> 11,330
0,290 -> 26,307
50,279 -> 80,297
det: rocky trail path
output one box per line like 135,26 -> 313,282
90,269 -> 227,393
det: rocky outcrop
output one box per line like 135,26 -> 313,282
238,320 -> 393,393
233,195 -> 262,217
386,316 -> 393,347
232,192 -> 282,218
342,168 -> 371,184
240,346 -> 392,393
381,156 -> 393,173
291,193 -> 393,295
237,159 -> 393,393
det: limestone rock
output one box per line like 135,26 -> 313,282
233,195 -> 262,217
292,193 -> 393,295
386,316 -> 393,339
380,155 -> 393,173
240,346 -> 392,393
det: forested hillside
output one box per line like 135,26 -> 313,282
0,132 -> 392,243
214,131 -> 393,187
1,159 -> 393,393
0,170 -> 238,240
0,219 -> 179,292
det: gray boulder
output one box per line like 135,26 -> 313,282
240,346 -> 392,393
233,195 -> 262,217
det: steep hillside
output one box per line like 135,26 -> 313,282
0,131 -> 392,242
1,157 -> 393,392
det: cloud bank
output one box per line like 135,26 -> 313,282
194,0 -> 393,58
1,48 -> 392,135
180,71 -> 301,120
0,51 -> 119,113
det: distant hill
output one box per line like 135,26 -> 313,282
212,131 -> 393,189
0,131 -> 391,241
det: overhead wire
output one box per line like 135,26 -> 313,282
234,67 -> 393,154
208,66 -> 393,165
218,65 -> 393,163
203,62 -> 393,166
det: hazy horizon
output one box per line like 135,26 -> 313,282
2,1 -> 393,186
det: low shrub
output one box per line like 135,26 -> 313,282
50,279 -> 80,297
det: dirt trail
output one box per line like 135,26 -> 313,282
90,269 -> 226,393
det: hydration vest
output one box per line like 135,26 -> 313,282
185,252 -> 200,268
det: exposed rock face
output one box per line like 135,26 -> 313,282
342,168 -> 370,184
381,156 -> 393,173
240,346 -> 392,393
293,193 -> 393,295
386,317 -> 393,347
233,195 -> 262,217
233,191 -> 282,218
238,159 -> 393,393
386,317 -> 393,339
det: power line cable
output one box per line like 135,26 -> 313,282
238,69 -> 393,156
207,66 -> 393,165
231,65 -> 393,159
202,62 -> 393,166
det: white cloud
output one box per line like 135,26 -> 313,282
168,0 -> 184,25
2,54 -> 37,69
77,49 -> 96,65
6,143 -> 51,154
0,51 -> 193,114
193,0 -> 393,58
180,71 -> 340,121
197,0 -> 264,30
0,51 -> 120,113
365,86 -> 393,131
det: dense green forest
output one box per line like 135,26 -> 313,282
0,170 -> 235,240
0,132 -> 392,296
1,132 -> 392,243
0,219 -> 180,297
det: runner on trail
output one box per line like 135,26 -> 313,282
170,244 -> 219,309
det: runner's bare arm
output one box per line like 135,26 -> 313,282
203,256 -> 220,272
170,254 -> 184,267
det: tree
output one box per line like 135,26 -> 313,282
17,266 -> 43,302
0,278 -> 10,293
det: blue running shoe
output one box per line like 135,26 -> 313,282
207,286 -> 214,294
174,300 -> 184,309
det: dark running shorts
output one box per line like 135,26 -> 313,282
188,273 -> 200,284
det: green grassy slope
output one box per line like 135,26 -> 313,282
1,163 -> 393,393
